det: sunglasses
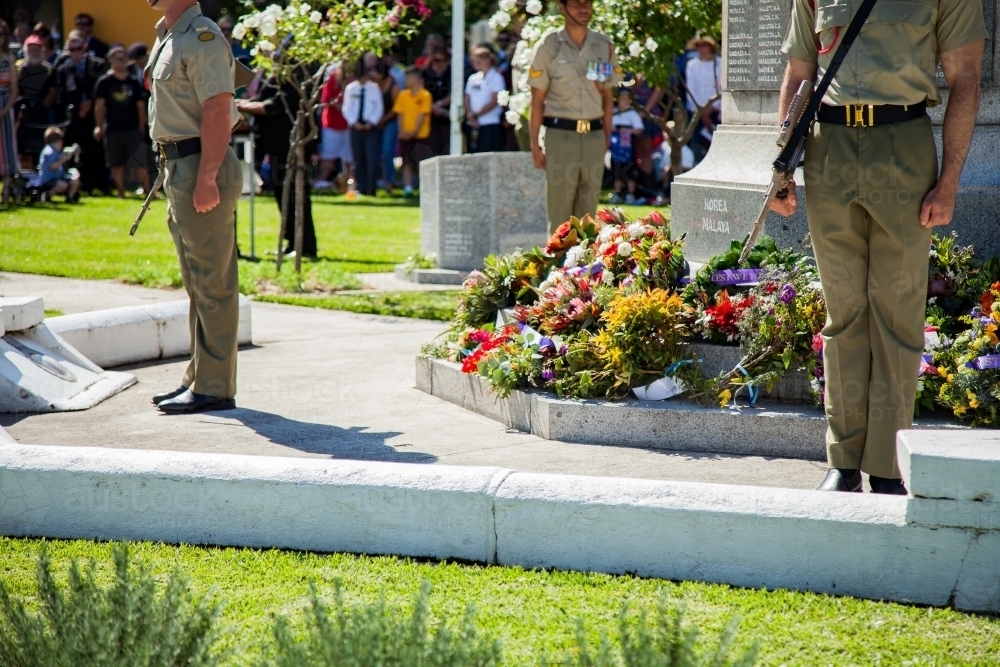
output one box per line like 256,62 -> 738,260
75,21 -> 92,27
67,43 -> 85,50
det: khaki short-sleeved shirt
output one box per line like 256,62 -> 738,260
528,28 -> 621,119
146,3 -> 241,144
782,0 -> 987,107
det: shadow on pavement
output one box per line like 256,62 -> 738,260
223,408 -> 437,464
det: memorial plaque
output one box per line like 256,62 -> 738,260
420,153 -> 548,272
725,0 -> 789,91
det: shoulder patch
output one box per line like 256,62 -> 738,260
529,67 -> 543,78
198,32 -> 215,42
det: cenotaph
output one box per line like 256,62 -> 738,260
399,152 -> 548,284
672,0 -> 1000,262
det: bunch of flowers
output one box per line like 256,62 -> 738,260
926,233 -> 1000,335
692,290 -> 755,343
454,249 -> 555,330
933,282 -> 1000,425
514,270 -> 604,335
705,268 -> 827,406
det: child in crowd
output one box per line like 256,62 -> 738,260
609,87 -> 645,205
392,67 -> 434,197
31,126 -> 80,202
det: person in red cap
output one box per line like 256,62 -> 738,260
16,33 -> 57,163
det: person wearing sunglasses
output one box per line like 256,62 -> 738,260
73,13 -> 108,60
420,47 -> 451,156
54,30 -> 108,194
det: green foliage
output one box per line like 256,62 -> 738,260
546,596 -> 757,667
262,581 -> 502,667
255,290 -> 460,321
681,236 -> 806,306
454,253 -> 541,330
0,543 -> 222,667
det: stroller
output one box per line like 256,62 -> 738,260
11,102 -> 77,204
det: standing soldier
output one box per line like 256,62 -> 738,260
528,0 -> 619,233
773,0 -> 986,493
146,0 -> 244,414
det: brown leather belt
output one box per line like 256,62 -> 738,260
817,102 -> 927,128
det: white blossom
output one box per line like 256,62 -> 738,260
353,0 -> 365,6
260,18 -> 278,37
525,0 -> 543,15
564,245 -> 586,268
310,10 -> 323,23
508,92 -> 529,113
263,4 -> 283,20
499,0 -> 517,11
505,109 -> 521,124
257,40 -> 275,52
521,26 -> 540,42
618,241 -> 633,256
645,37 -> 658,52
489,11 -> 511,30
601,268 -> 615,285
628,41 -> 643,58
497,90 -> 511,106
627,222 -> 645,239
232,23 -> 247,40
598,225 -> 618,242
300,3 -> 312,14
243,13 -> 261,29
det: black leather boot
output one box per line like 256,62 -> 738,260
817,468 -> 863,492
869,475 -> 907,495
157,389 -> 236,414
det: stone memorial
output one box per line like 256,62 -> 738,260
400,152 -> 548,284
672,0 -> 1000,263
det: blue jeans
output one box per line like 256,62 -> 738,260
381,119 -> 398,189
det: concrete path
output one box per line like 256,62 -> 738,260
0,272 -> 827,488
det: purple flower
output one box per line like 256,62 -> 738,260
780,284 -> 796,304
542,368 -> 555,380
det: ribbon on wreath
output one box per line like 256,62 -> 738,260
967,354 -> 1000,371
732,363 -> 760,406
711,268 -> 762,286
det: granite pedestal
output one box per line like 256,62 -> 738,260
409,153 -> 548,280
672,0 -> 1000,262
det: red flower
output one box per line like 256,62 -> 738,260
461,348 -> 487,373
645,210 -> 666,227
764,282 -> 778,295
597,209 -> 618,224
467,329 -> 492,345
544,221 -> 578,254
812,332 -> 824,354
981,285 -> 998,313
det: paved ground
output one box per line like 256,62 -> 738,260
0,272 -> 827,488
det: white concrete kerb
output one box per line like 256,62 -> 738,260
1,433 -> 997,613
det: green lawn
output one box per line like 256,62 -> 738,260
1,538 -> 996,666
0,193 -> 421,290
255,290 -> 460,321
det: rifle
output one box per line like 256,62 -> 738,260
738,80 -> 812,264
737,0 -> 880,265
129,170 -> 165,236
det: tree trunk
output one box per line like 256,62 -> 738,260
275,145 -> 295,272
669,105 -> 687,180
293,110 -> 306,274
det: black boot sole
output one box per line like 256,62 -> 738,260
157,399 -> 237,415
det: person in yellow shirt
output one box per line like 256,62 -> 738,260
392,67 -> 433,197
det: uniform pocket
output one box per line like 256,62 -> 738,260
815,3 -> 851,31
153,60 -> 175,81
879,1 -> 934,30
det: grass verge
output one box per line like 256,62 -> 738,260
254,290 -> 459,321
0,538 -> 997,667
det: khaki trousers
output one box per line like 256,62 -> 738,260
804,115 -> 936,479
164,147 -> 243,399
544,127 -> 606,233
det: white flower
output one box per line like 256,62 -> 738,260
257,40 -> 275,53
489,11 -> 511,30
598,225 -> 617,242
618,241 -> 633,256
627,222 -> 645,239
628,41 -> 643,58
353,0 -> 365,6
310,10 -> 323,23
260,17 -> 278,37
497,90 -> 511,106
300,3 -> 312,14
564,245 -> 586,268
601,268 -> 615,285
232,23 -> 247,40
499,0 -> 517,11
525,0 -> 544,15
505,109 -> 521,124
520,26 -> 540,42
243,13 -> 261,29
645,37 -> 658,52
263,4 -> 283,19
508,92 -> 529,113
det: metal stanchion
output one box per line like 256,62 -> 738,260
232,131 -> 259,261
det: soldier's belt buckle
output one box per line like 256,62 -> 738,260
576,119 -> 591,134
846,104 -> 874,128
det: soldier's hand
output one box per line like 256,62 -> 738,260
920,183 -> 956,228
193,179 -> 221,214
769,179 -> 797,217
531,145 -> 545,170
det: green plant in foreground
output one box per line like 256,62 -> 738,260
263,580 -> 502,667
0,543 -> 222,667
547,597 -> 758,667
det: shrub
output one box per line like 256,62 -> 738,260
0,543 -> 222,667
262,581 -> 502,667
545,596 -> 758,667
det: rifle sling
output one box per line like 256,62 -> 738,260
773,0 -> 880,172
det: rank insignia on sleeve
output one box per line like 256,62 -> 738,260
529,67 -> 542,78
198,32 -> 215,41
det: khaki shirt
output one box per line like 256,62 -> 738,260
782,0 -> 987,107
528,28 -> 621,119
146,3 -> 241,143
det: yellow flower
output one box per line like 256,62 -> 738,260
947,374 -> 955,383
718,389 -> 732,407
967,391 -> 979,409
937,366 -> 948,376
955,405 -> 967,416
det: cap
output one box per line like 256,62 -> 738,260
686,34 -> 717,51
23,35 -> 44,48
128,42 -> 148,60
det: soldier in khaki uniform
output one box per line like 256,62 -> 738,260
146,0 -> 245,414
528,0 -> 619,233
773,0 -> 986,493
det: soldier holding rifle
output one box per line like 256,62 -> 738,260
143,0 -> 244,414
771,0 -> 985,493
